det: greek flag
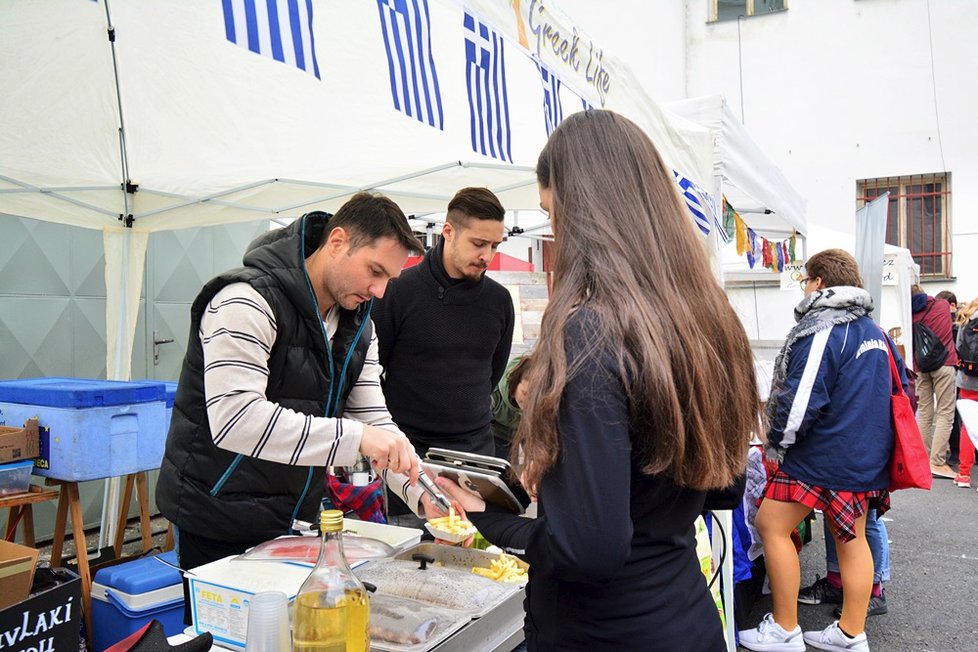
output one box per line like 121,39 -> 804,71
464,10 -> 512,163
222,0 -> 320,80
376,0 -> 444,129
673,170 -> 716,237
538,64 -> 563,136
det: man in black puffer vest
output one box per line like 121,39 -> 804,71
157,193 -> 424,594
372,187 -> 515,524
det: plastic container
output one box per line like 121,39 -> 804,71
0,459 -> 34,496
0,377 -> 167,481
91,551 -> 185,652
163,382 -> 178,434
341,518 -> 422,552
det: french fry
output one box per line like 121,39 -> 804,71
472,553 -> 528,583
427,506 -> 476,537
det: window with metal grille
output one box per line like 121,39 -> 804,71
857,173 -> 952,278
709,0 -> 786,22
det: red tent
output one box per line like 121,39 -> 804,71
404,251 -> 534,272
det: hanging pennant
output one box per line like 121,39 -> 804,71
735,213 -> 748,255
723,197 -> 738,242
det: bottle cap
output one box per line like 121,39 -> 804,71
320,509 -> 344,533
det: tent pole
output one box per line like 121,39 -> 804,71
101,0 -> 132,555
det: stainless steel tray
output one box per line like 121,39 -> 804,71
367,593 -> 470,652
356,556 -> 519,619
394,542 -> 528,580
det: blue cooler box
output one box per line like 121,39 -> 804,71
163,382 -> 178,434
91,551 -> 184,652
0,377 -> 167,481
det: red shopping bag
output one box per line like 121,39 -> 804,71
883,333 -> 932,491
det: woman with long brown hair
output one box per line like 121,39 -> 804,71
436,109 -> 758,650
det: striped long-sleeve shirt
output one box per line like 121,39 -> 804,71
201,282 -> 424,513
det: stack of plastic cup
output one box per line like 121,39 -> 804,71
244,590 -> 291,651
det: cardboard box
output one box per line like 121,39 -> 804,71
0,567 -> 81,651
187,557 -> 310,650
0,418 -> 38,464
0,540 -> 39,610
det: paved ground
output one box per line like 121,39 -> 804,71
741,475 -> 978,651
36,514 -> 171,564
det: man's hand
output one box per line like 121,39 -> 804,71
360,425 -> 419,486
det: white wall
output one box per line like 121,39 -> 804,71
553,0 -> 688,100
683,0 -> 978,304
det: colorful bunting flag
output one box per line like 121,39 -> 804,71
726,202 -> 799,273
722,197 -> 737,242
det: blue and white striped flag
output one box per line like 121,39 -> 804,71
538,64 -> 563,136
673,170 -> 716,237
222,0 -> 320,80
376,0 -> 444,129
464,10 -> 512,163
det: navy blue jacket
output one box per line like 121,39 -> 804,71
768,315 -> 908,491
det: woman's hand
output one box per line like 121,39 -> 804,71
435,477 -> 486,513
419,493 -> 467,521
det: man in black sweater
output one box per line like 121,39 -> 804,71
372,187 -> 515,520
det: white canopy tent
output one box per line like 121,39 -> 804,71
666,94 -> 807,292
0,0 -> 714,381
666,94 -> 807,239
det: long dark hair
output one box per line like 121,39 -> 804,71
515,110 -> 758,491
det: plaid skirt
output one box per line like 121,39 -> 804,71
763,470 -> 890,543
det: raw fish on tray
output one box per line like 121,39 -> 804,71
235,534 -> 395,564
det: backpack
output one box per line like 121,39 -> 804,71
913,302 -> 949,373
957,322 -> 978,377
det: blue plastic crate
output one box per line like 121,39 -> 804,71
163,382 -> 178,434
91,551 -> 184,652
0,378 -> 167,481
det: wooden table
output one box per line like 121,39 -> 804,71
45,472 -> 156,641
1,483 -> 60,545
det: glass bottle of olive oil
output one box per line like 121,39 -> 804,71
292,509 -> 370,652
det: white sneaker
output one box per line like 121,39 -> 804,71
739,613 -> 805,651
803,621 -> 870,651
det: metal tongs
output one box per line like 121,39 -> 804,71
417,466 -> 452,513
